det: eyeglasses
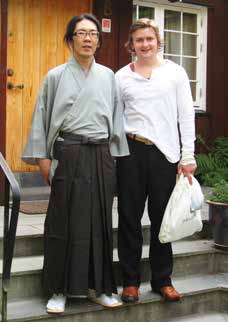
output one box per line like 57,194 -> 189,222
73,30 -> 99,40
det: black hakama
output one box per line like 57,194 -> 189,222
43,134 -> 117,296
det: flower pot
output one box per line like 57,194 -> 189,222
207,200 -> 228,250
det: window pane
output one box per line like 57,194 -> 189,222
165,10 -> 181,31
164,31 -> 181,55
139,6 -> 154,19
183,34 -> 197,56
182,57 -> 197,80
190,82 -> 197,101
133,5 -> 137,22
183,13 -> 197,33
164,55 -> 180,65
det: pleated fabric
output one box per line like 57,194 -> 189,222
43,138 -> 117,296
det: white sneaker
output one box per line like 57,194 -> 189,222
88,290 -> 123,308
46,294 -> 66,313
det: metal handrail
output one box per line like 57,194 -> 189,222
0,153 -> 20,322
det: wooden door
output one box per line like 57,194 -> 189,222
6,0 -> 92,171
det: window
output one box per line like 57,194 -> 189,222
133,0 -> 207,110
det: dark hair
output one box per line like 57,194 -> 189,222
64,13 -> 102,49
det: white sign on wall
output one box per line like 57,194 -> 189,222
102,19 -> 111,33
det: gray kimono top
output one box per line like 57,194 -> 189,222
22,56 -> 129,168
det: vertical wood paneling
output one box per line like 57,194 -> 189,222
202,0 -> 225,139
40,0 -> 58,80
6,0 -> 93,171
0,0 -> 8,204
0,0 -> 7,159
93,0 -> 113,69
6,0 -> 24,170
56,0 -> 94,66
117,0 -> 132,69
93,0 -> 132,71
21,0 -> 40,171
56,0 -> 75,65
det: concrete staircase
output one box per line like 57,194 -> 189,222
0,198 -> 228,322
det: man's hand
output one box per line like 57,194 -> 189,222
178,163 -> 197,185
36,158 -> 51,185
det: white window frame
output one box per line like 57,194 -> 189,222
133,0 -> 207,111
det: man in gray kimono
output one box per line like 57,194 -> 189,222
22,13 -> 128,313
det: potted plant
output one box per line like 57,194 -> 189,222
206,180 -> 228,250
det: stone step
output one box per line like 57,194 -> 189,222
0,212 -> 44,257
159,312 -> 228,322
0,240 -> 227,301
0,215 -> 212,258
0,196 -> 211,256
3,274 -> 228,322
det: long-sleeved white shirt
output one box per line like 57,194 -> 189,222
115,60 -> 195,163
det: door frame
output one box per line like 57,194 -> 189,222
0,0 -> 8,204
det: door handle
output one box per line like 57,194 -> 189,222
7,68 -> 14,77
7,82 -> 24,90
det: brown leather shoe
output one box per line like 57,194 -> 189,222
121,286 -> 139,303
159,286 -> 183,302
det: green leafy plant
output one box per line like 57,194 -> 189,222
195,136 -> 228,186
206,180 -> 228,204
200,168 -> 228,187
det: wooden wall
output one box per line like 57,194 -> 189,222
5,0 -> 92,172
0,0 -> 7,160
0,0 -> 8,203
184,0 -> 227,142
93,0 -> 132,71
205,0 -> 226,140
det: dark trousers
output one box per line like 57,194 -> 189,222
117,137 -> 177,290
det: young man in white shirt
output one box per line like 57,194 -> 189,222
116,18 -> 197,303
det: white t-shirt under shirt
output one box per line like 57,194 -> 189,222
115,60 -> 196,163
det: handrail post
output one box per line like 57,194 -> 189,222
0,153 -> 20,322
2,179 -> 10,322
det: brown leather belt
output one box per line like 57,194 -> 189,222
127,133 -> 154,145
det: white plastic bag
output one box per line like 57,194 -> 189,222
190,177 -> 204,211
159,174 -> 204,243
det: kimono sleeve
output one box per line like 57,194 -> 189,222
109,74 -> 129,157
22,77 -> 51,165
